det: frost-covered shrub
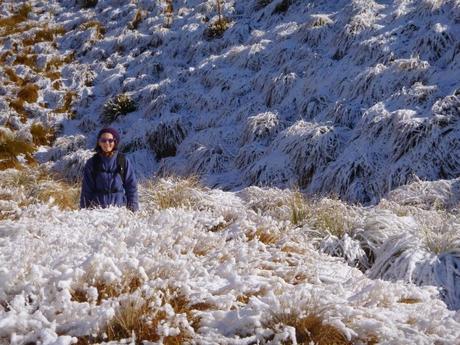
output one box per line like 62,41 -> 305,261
274,121 -> 350,188
264,72 -> 298,107
147,120 -> 187,160
241,111 -> 281,145
244,151 -> 295,187
235,143 -> 266,169
0,127 -> 35,169
299,96 -> 329,119
414,23 -> 454,62
299,14 -> 334,47
203,18 -> 230,40
51,149 -> 93,182
185,143 -> 231,175
46,135 -> 87,161
102,94 -> 137,123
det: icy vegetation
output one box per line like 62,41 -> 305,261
1,177 -> 460,344
1,0 -> 459,202
1,0 -> 460,343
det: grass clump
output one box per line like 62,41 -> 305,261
0,167 -> 80,219
17,83 -> 39,103
30,122 -> 55,146
0,3 -> 32,29
0,128 -> 35,169
22,26 -> 66,46
140,176 -> 203,211
203,17 -> 230,40
102,94 -> 137,123
53,91 -> 76,118
265,311 -> 351,345
79,20 -> 106,39
104,288 -> 198,344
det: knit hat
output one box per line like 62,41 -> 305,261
96,127 -> 120,151
97,127 -> 120,143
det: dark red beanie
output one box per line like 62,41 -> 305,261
97,127 -> 120,143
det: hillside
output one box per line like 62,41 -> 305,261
1,0 -> 459,203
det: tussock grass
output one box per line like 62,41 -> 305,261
104,288 -> 199,344
0,128 -> 35,169
0,4 -> 32,30
102,94 -> 137,123
265,311 -> 351,345
204,18 -> 230,40
30,123 -> 55,146
0,167 -> 80,218
53,91 -> 76,118
140,176 -> 203,211
129,9 -> 144,30
45,52 -> 75,72
14,53 -> 38,71
17,83 -> 39,103
4,67 -> 25,86
79,20 -> 106,39
71,275 -> 143,305
22,25 -> 66,46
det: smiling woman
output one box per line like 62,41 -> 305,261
80,127 -> 139,211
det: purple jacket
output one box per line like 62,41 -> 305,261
80,151 -> 139,211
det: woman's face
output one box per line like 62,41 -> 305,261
98,133 -> 116,153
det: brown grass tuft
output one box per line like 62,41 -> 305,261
105,288 -> 199,344
30,123 -> 55,146
14,53 -> 38,70
0,128 -> 35,169
398,298 -> 421,304
0,4 -> 32,29
18,83 -> 39,103
4,67 -> 26,86
53,91 -> 77,118
22,26 -> 66,46
267,312 -> 351,345
79,20 -> 106,39
71,275 -> 144,305
141,176 -> 203,210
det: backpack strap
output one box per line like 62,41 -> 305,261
116,152 -> 127,185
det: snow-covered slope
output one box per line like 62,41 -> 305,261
1,182 -> 460,344
1,0 -> 459,203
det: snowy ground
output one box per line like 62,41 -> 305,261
1,178 -> 460,344
1,0 -> 460,343
1,0 -> 460,203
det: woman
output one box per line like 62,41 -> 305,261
80,127 -> 139,211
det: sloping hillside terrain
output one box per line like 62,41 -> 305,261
1,0 -> 460,203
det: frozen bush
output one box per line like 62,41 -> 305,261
102,94 -> 137,124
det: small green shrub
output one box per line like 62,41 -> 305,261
102,94 -> 137,123
203,18 -> 230,40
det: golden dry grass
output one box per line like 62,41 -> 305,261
71,275 -> 143,305
79,20 -> 106,39
53,90 -> 77,118
0,4 -> 32,37
141,176 -> 203,210
266,312 -> 351,345
30,123 -> 55,146
4,67 -> 26,86
0,167 -> 80,215
0,128 -> 35,169
22,25 -> 66,46
17,83 -> 39,103
104,288 -> 202,344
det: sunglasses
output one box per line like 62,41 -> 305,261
99,138 -> 115,144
